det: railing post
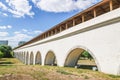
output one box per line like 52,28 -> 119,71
73,19 -> 75,26
66,23 -> 68,29
55,29 -> 57,34
93,9 -> 97,18
82,15 -> 85,22
60,26 -> 62,32
109,0 -> 113,11
51,30 -> 53,35
45,33 -> 46,38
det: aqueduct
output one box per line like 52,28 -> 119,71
14,0 -> 120,75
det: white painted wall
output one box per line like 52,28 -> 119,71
14,8 -> 120,75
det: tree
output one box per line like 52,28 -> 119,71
0,45 -> 13,58
81,51 -> 93,60
0,51 -> 3,58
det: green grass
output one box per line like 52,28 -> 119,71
84,75 -> 90,79
109,74 -> 120,78
0,58 -> 120,80
56,69 -> 72,75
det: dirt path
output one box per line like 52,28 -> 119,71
0,74 -> 36,80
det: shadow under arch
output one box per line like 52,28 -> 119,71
30,52 -> 34,65
44,50 -> 57,66
35,51 -> 42,65
64,46 -> 101,71
26,52 -> 29,65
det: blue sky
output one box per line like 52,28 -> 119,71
0,0 -> 101,48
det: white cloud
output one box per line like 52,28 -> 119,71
9,33 -> 32,41
32,0 -> 101,12
22,29 -> 28,32
14,31 -> 21,34
16,28 -> 42,35
34,30 -> 42,34
0,0 -> 100,17
9,29 -> 42,47
0,26 -> 6,29
2,13 -> 8,16
0,25 -> 12,30
0,2 -> 7,10
8,33 -> 32,48
0,32 -> 9,37
7,25 -> 12,28
0,32 -> 33,48
0,0 -> 34,18
6,0 -> 34,18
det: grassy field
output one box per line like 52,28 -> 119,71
0,58 -> 120,80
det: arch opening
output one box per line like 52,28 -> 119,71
35,51 -> 42,65
64,48 -> 99,71
26,52 -> 29,65
45,51 -> 57,66
30,52 -> 34,65
23,52 -> 26,63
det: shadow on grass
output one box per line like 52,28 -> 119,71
44,63 -> 57,66
0,62 -> 13,67
109,74 -> 120,78
0,58 -> 13,66
0,58 -> 6,61
0,62 -> 13,64
65,64 -> 97,71
78,65 -> 97,70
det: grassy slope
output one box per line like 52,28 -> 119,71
0,58 -> 120,80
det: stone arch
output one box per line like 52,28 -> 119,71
35,51 -> 42,65
22,52 -> 24,62
26,52 -> 29,65
19,52 -> 22,61
30,52 -> 34,65
44,50 -> 57,65
64,46 -> 101,71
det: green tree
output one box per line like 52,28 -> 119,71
0,45 -> 13,58
81,51 -> 93,60
0,51 -> 4,58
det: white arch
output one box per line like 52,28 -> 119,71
35,51 -> 42,65
64,46 -> 101,71
26,52 -> 29,65
22,52 -> 24,63
44,50 -> 57,65
30,52 -> 34,65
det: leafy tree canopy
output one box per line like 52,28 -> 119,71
0,45 -> 13,58
81,51 -> 93,60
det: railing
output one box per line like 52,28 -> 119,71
15,0 -> 120,49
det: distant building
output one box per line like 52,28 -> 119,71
18,41 -> 26,46
0,40 -> 8,45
